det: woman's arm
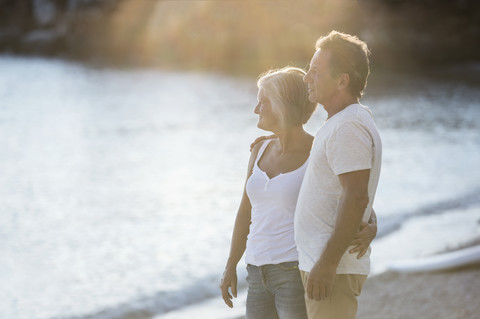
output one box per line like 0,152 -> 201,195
349,209 -> 377,259
220,143 -> 261,308
220,190 -> 251,308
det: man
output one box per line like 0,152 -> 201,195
295,31 -> 382,318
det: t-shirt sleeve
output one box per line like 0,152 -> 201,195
326,121 -> 373,175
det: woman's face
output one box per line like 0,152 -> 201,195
254,87 -> 280,131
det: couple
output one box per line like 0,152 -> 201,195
220,31 -> 382,319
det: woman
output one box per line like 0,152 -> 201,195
220,67 -> 376,319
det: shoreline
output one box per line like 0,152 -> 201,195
224,265 -> 480,319
149,198 -> 480,319
155,238 -> 480,319
357,238 -> 480,318
230,260 -> 480,319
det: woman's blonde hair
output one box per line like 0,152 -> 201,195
257,66 -> 316,128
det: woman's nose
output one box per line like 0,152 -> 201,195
254,103 -> 260,114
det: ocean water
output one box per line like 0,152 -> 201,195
1,56 -> 479,319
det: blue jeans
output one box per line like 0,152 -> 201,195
246,261 -> 307,319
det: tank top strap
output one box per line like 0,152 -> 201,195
254,139 -> 272,166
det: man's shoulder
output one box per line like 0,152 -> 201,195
339,104 -> 373,121
335,104 -> 378,131
316,105 -> 377,141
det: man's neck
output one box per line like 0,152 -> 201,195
325,96 -> 359,119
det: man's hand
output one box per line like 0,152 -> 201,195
349,221 -> 377,258
220,266 -> 238,308
306,262 -> 336,301
250,134 -> 276,151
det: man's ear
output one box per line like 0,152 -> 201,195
337,73 -> 350,91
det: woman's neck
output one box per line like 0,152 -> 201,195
273,126 -> 312,155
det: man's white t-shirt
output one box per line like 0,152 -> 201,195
294,104 -> 382,275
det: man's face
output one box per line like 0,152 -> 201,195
303,49 -> 338,105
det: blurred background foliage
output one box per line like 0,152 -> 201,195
1,0 -> 479,76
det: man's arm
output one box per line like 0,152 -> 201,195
306,169 -> 370,301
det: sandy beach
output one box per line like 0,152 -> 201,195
229,264 -> 480,319
356,238 -> 480,319
228,242 -> 480,319
357,264 -> 480,319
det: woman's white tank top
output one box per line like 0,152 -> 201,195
245,139 -> 308,266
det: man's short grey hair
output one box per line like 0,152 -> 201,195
315,31 -> 371,99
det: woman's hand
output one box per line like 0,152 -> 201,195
220,265 -> 238,308
349,221 -> 377,259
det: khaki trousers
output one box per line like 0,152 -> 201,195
300,270 -> 367,319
